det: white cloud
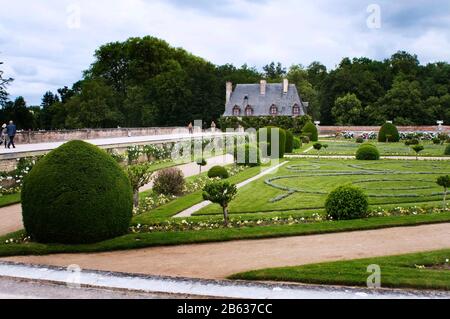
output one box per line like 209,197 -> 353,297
0,0 -> 449,104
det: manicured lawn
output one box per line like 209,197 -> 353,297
0,193 -> 21,208
230,249 -> 450,291
195,159 -> 450,216
294,140 -> 448,157
1,212 -> 449,258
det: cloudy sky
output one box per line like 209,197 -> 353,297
1,0 -> 450,105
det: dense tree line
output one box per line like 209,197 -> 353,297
1,37 -> 449,130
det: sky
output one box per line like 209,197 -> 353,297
1,0 -> 450,105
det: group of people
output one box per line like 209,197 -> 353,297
0,121 -> 17,149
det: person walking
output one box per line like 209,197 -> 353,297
188,122 -> 194,134
1,124 -> 8,148
6,120 -> 16,149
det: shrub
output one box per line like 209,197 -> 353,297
302,136 -> 310,144
405,139 -> 419,146
153,168 -> 185,196
235,144 -> 261,167
445,144 -> 450,155
208,166 -> 229,179
433,138 -> 441,145
202,181 -> 238,226
21,141 -> 133,244
302,121 -> 319,142
356,137 -> 364,144
258,127 -> 286,158
378,123 -> 400,142
325,185 -> 369,220
285,130 -> 294,153
356,144 -> 380,160
293,137 -> 302,150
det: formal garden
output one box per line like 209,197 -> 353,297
0,122 -> 449,290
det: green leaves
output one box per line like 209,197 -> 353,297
437,175 -> 450,189
202,181 -> 238,208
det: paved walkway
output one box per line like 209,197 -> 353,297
4,223 -> 449,280
0,132 -> 238,159
174,161 -> 288,218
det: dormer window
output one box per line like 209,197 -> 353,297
270,105 -> 278,116
245,106 -> 254,116
233,106 -> 241,116
293,104 -> 301,116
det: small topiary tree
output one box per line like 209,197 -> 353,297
208,166 -> 229,179
21,141 -> 133,244
285,130 -> 294,153
302,121 -> 319,142
325,185 -> 369,220
313,142 -> 323,159
445,144 -> 450,156
153,168 -> 185,196
293,137 -> 302,150
356,144 -> 380,160
356,137 -> 364,144
302,136 -> 310,144
126,163 -> 154,207
378,123 -> 400,143
437,175 -> 450,211
196,158 -> 207,174
202,181 -> 238,226
411,145 -> 424,160
258,127 -> 287,158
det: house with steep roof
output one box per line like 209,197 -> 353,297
223,79 -> 309,117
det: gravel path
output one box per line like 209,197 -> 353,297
4,223 -> 449,280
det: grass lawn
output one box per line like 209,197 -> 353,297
1,212 -> 449,258
293,140 -> 448,157
194,158 -> 450,216
0,193 -> 21,208
230,249 -> 450,291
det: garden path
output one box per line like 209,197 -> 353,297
4,223 -> 450,280
288,155 -> 450,161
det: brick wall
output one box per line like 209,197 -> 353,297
13,127 -> 200,144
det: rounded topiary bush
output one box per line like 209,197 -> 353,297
378,123 -> 400,143
258,127 -> 286,158
293,137 -> 302,150
285,130 -> 294,153
445,144 -> 450,156
356,144 -> 380,160
302,121 -> 319,142
208,166 -> 229,179
21,141 -> 133,244
325,185 -> 369,220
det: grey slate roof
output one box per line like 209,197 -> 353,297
223,83 -> 308,117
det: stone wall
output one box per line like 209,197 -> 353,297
319,126 -> 450,135
13,127 -> 200,144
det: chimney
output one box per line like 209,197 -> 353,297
283,79 -> 289,94
226,81 -> 233,104
260,80 -> 267,95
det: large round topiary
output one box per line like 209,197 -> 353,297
356,144 -> 380,160
208,166 -> 229,179
445,144 -> 450,156
258,127 -> 286,158
325,185 -> 369,220
378,123 -> 400,143
21,141 -> 133,244
302,121 -> 319,142
285,130 -> 294,153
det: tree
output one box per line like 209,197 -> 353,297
196,158 -> 207,175
411,145 -> 424,160
202,181 -> 238,226
313,142 -> 323,159
126,163 -> 154,207
40,91 -> 60,129
0,61 -> 13,106
332,93 -> 363,125
287,65 -> 320,119
436,175 -> 450,211
263,62 -> 286,81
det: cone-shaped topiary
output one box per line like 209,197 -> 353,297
302,121 -> 319,142
21,140 -> 133,244
285,130 -> 294,153
378,123 -> 400,142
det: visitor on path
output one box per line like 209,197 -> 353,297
188,122 -> 194,134
6,121 -> 16,149
211,121 -> 216,133
1,124 -> 8,148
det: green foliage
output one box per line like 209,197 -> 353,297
202,181 -> 238,226
445,144 -> 450,156
332,93 -> 363,125
302,121 -> 319,142
219,116 -> 310,134
378,123 -> 400,143
313,143 -> 323,151
196,158 -> 207,166
356,137 -> 364,144
356,144 -> 380,160
258,127 -> 287,158
21,141 -> 133,244
412,145 -> 425,156
285,130 -> 294,153
293,137 -> 302,150
405,139 -> 420,146
302,136 -> 310,144
437,175 -> 450,189
153,168 -> 185,196
126,163 -> 155,207
325,185 -> 369,220
232,144 -> 261,167
208,166 -> 230,179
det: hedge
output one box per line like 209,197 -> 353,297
378,123 -> 400,143
219,116 -> 311,134
302,121 -> 319,142
285,130 -> 294,153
